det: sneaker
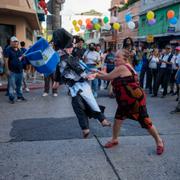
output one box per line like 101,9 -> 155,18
170,109 -> 180,114
17,97 -> 27,102
9,99 -> 15,104
25,87 -> 30,92
151,94 -> 157,97
0,82 -> 2,86
53,93 -> 58,97
161,95 -> 166,98
42,92 -> 48,97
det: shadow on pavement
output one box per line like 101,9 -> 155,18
9,117 -> 148,142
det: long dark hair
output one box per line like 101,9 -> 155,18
122,37 -> 134,49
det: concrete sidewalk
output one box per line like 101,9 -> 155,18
0,135 -> 179,180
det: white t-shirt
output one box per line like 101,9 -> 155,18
171,55 -> 178,70
176,53 -> 180,68
0,46 -> 3,59
83,50 -> 100,65
149,56 -> 159,69
160,53 -> 173,68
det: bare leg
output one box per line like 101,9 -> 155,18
104,119 -> 123,148
148,125 -> 163,146
112,119 -> 123,141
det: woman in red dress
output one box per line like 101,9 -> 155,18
95,50 -> 164,155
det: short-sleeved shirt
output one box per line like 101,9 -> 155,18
4,46 -> 24,73
83,50 -> 100,65
72,47 -> 86,59
160,53 -> 173,68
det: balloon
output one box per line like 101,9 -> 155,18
113,23 -> 120,30
104,24 -> 111,30
103,16 -> 109,24
92,18 -> 99,24
148,19 -> 156,25
169,17 -> 178,25
167,10 -> 175,19
125,13 -> 132,23
94,23 -> 101,31
86,23 -> 93,30
146,11 -> 154,20
72,20 -> 77,26
78,19 -> 83,26
80,25 -> 86,30
86,18 -> 91,24
74,26 -> 80,32
110,16 -> 118,23
128,21 -> 135,29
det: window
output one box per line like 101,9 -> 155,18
26,28 -> 33,41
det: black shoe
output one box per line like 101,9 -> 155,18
161,95 -> 166,98
17,97 -> 27,102
151,94 -> 157,97
170,109 -> 180,114
176,97 -> 179,101
9,99 -> 15,104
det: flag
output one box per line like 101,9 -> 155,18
25,38 -> 60,76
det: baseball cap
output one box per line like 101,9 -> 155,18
165,45 -> 171,49
10,36 -> 19,42
175,46 -> 180,51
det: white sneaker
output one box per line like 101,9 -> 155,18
0,83 -> 2,86
25,87 -> 30,92
53,93 -> 58,97
42,92 -> 48,97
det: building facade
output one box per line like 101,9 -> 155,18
138,0 -> 180,48
0,0 -> 43,48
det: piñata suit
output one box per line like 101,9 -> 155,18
55,50 -> 106,130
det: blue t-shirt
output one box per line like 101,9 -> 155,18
105,52 -> 115,71
4,46 -> 24,73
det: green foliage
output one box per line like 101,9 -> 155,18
118,0 -> 140,12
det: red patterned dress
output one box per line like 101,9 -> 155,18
112,64 -> 152,129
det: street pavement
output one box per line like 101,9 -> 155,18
0,86 -> 180,180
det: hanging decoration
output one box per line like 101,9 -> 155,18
167,10 -> 175,19
127,21 -> 135,29
38,0 -> 48,14
113,23 -> 120,30
146,11 -> 155,20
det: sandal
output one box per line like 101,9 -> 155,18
101,119 -> 111,127
104,140 -> 118,148
156,140 -> 164,155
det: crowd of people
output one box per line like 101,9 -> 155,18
0,35 -> 180,112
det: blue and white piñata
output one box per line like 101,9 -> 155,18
25,38 -> 60,76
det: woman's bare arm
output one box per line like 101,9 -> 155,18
96,66 -> 124,80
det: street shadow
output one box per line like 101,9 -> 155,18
9,117 -> 148,142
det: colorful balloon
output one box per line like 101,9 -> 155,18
78,19 -> 83,26
86,18 -> 91,25
167,10 -> 175,19
72,20 -> 77,26
86,23 -> 93,30
125,13 -> 132,23
80,25 -> 86,30
103,16 -> 109,24
128,21 -> 135,29
148,19 -> 156,25
94,23 -> 101,31
146,11 -> 155,20
74,26 -> 80,32
104,24 -> 111,30
169,17 -> 178,25
92,18 -> 99,24
113,23 -> 120,30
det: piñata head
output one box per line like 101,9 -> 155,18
53,28 -> 73,49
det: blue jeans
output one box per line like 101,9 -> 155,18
9,72 -> 23,101
86,64 -> 98,97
